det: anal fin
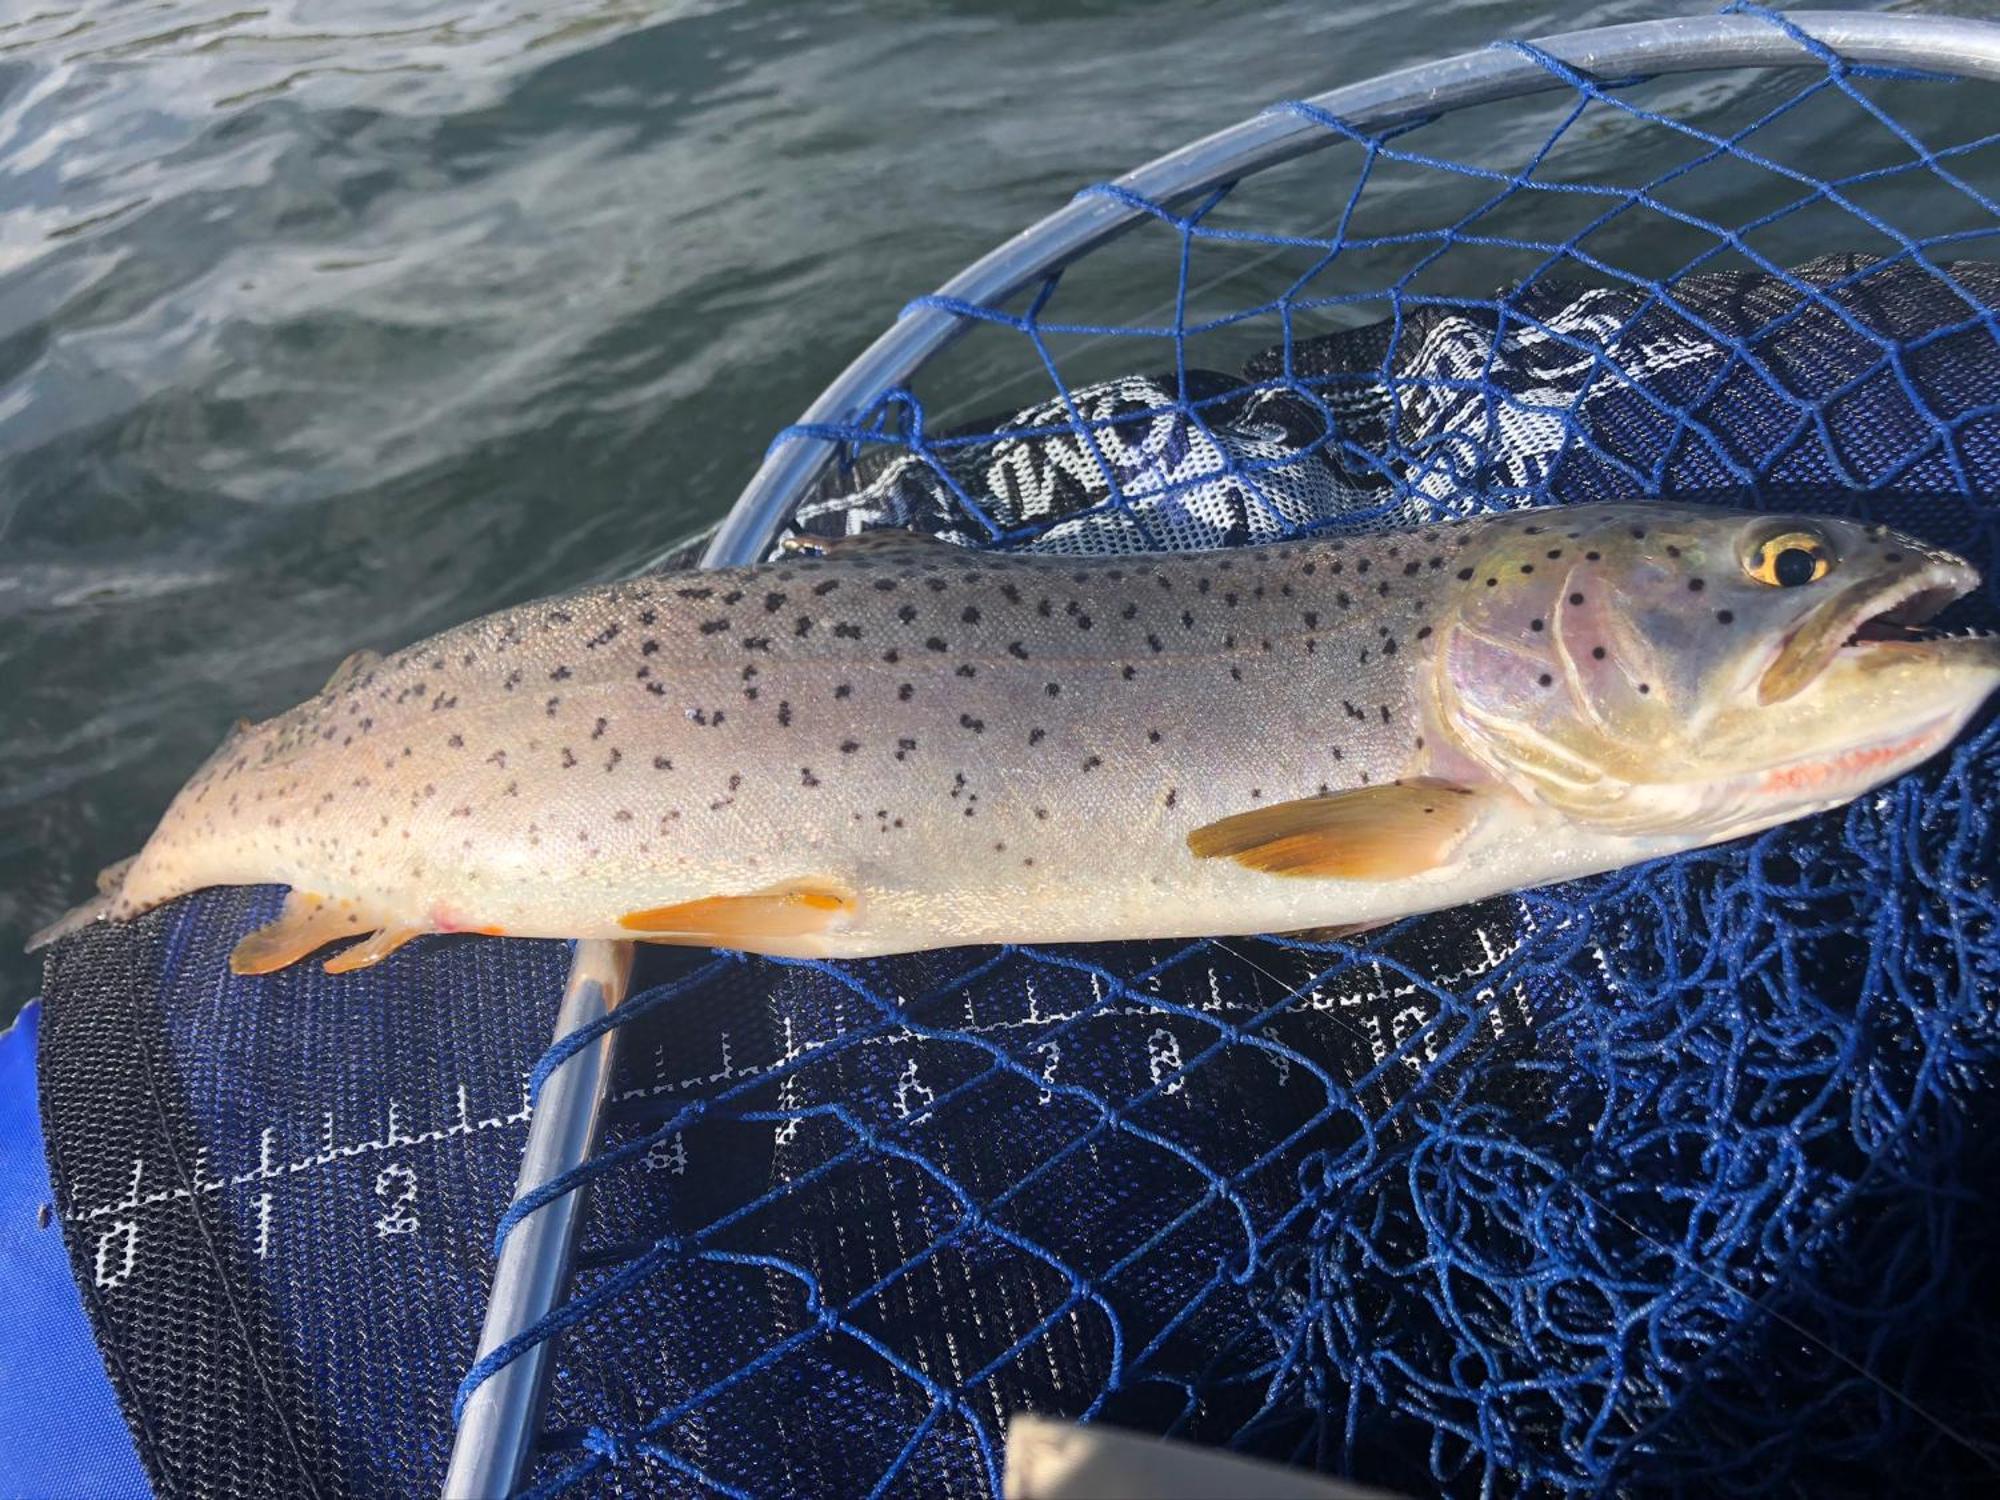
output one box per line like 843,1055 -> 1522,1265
1187,779 -> 1485,881
230,891 -> 381,975
619,878 -> 855,947
322,925 -> 429,974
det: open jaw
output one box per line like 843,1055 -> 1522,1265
1757,557 -> 1984,705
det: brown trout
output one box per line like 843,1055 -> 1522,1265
29,503 -> 2000,974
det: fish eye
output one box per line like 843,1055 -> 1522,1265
1745,530 -> 1832,588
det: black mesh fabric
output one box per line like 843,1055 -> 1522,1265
38,887 -> 572,1497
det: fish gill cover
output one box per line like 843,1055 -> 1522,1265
35,9 -> 2000,1498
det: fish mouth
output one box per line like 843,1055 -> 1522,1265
1757,556 -> 1984,705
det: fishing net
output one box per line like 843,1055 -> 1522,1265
34,7 -> 2000,1497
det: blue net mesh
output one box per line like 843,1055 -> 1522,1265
459,10 -> 2000,1495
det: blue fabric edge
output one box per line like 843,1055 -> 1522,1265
0,1001 -> 151,1500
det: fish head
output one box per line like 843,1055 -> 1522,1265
1431,504 -> 1999,835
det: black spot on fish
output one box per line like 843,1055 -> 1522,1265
1716,609 -> 1734,624
1592,646 -> 1607,660
1688,577 -> 1705,592
699,619 -> 730,635
898,682 -> 914,701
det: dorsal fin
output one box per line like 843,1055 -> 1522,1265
321,648 -> 383,695
778,529 -> 962,560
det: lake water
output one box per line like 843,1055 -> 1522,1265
0,0 -> 1957,1015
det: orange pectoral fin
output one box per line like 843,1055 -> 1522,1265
618,879 -> 855,948
230,891 -> 383,975
1187,779 -> 1485,881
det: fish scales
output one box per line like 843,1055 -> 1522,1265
112,533 -> 1446,950
34,504 -> 2000,970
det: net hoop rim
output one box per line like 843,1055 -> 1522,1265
704,9 -> 2000,569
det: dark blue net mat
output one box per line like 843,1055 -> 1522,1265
35,12 -> 2000,1498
